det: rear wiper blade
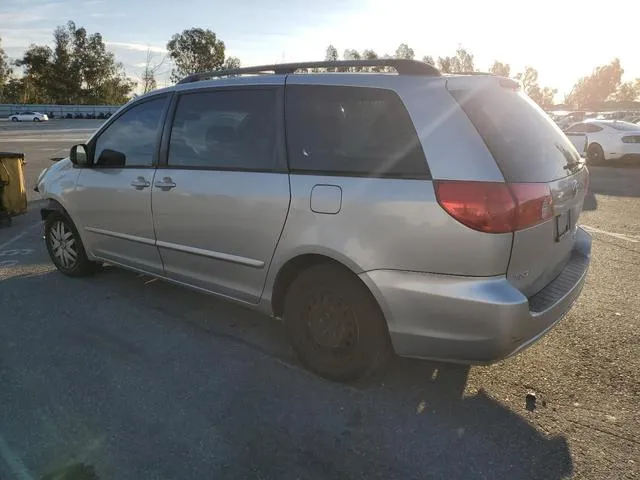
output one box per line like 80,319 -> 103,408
563,160 -> 584,170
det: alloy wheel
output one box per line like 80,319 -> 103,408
49,220 -> 78,269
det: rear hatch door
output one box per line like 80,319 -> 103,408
448,78 -> 588,296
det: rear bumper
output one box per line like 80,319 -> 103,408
360,227 -> 591,363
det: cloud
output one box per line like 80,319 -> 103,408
0,12 -> 46,23
106,42 -> 167,53
89,12 -> 125,18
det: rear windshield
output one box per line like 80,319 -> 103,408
451,88 -> 582,182
608,121 -> 640,131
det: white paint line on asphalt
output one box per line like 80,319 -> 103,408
0,222 -> 42,250
0,433 -> 35,480
581,225 -> 639,243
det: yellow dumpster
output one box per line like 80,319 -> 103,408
0,152 -> 28,217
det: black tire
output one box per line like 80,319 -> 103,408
10,117 -> 18,122
284,263 -> 391,382
33,117 -> 40,122
44,211 -> 100,277
587,143 -> 604,164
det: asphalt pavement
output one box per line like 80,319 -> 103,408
0,120 -> 638,479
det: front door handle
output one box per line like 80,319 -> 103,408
155,176 -> 176,191
131,176 -> 150,190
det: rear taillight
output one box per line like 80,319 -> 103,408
510,183 -> 553,230
434,181 -> 553,234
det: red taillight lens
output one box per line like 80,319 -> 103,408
434,181 -> 553,234
509,183 -> 553,230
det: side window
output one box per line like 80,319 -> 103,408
585,124 -> 603,133
285,85 -> 429,178
94,96 -> 166,167
565,123 -> 586,133
168,89 -> 279,170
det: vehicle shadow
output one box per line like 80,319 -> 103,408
1,267 -> 573,480
583,187 -> 598,210
587,165 -> 640,199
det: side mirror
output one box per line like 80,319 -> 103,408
70,144 -> 89,166
96,149 -> 126,167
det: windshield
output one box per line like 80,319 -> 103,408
451,87 -> 582,182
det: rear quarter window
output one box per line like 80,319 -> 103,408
285,85 -> 429,178
451,88 -> 582,182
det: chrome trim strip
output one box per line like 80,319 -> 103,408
156,240 -> 265,268
84,226 -> 156,246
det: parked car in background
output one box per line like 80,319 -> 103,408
551,111 -> 586,130
565,119 -> 640,163
8,111 -> 49,122
564,130 -> 588,157
36,60 -> 591,381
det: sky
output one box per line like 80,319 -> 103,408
1,0 -> 639,98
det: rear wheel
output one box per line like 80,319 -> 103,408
10,117 -> 18,122
45,212 -> 100,277
284,263 -> 391,382
587,143 -> 604,164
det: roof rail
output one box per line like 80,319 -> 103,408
177,59 -> 441,84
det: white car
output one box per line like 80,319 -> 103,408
564,119 -> 640,163
8,111 -> 49,122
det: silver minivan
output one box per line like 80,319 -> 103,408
37,60 -> 591,381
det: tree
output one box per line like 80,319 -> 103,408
363,49 -> 378,61
167,28 -> 226,82
489,61 -> 510,77
15,21 -> 134,104
2,78 -> 25,103
515,66 -> 539,92
451,47 -> 474,73
437,47 -> 475,73
515,66 -> 557,109
422,55 -> 435,66
342,49 -> 362,71
325,44 -> 339,61
48,23 -> 77,104
530,86 -> 557,110
0,37 -> 12,101
437,56 -> 453,73
395,43 -> 415,60
610,80 -> 639,102
141,48 -> 167,94
565,59 -> 624,109
223,56 -> 241,69
16,44 -> 53,103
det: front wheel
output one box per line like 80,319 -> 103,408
45,212 -> 100,277
33,117 -> 40,122
284,263 -> 391,382
10,117 -> 18,122
587,143 -> 604,164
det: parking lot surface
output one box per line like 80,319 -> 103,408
1,120 -> 639,479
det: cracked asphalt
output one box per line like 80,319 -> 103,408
0,120 -> 638,479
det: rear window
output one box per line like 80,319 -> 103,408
285,85 -> 429,178
608,121 -> 640,131
451,88 -> 582,182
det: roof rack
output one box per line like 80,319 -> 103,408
177,59 -> 441,84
